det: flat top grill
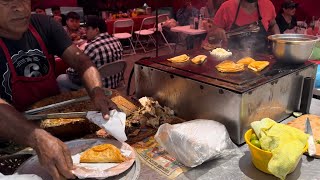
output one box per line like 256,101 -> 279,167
136,50 -> 314,93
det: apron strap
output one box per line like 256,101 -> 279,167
28,24 -> 50,59
256,1 -> 262,21
0,24 -> 54,77
0,39 -> 17,75
231,0 -> 242,28
231,0 -> 262,28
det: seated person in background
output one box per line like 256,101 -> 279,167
64,11 -> 86,42
200,0 -> 225,19
176,1 -> 200,50
57,16 -> 124,92
176,0 -> 199,26
205,0 -> 280,53
51,6 -> 66,26
276,1 -> 298,34
35,7 -> 46,15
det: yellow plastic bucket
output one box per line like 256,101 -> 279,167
244,129 -> 307,174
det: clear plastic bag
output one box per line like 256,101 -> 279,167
155,119 -> 238,167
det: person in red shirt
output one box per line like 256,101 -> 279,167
207,0 -> 280,52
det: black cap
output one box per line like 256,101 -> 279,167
282,1 -> 299,9
85,16 -> 107,33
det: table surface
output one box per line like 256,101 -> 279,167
6,95 -> 320,179
137,98 -> 320,180
171,25 -> 207,35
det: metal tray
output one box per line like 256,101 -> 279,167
25,89 -> 112,115
15,139 -> 141,180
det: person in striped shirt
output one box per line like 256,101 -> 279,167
57,16 -> 123,91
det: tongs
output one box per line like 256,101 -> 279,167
24,89 -> 113,120
226,23 -> 260,38
24,89 -> 112,115
208,23 -> 260,43
25,112 -> 87,120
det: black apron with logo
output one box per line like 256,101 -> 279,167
228,1 -> 267,53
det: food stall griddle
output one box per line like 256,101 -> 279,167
140,50 -> 313,93
134,50 -> 317,144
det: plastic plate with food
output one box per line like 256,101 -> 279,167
16,139 -> 136,180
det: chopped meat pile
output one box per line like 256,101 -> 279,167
127,97 -> 175,129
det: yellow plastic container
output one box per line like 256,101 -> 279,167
244,129 -> 307,174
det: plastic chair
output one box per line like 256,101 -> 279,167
98,60 -> 127,90
113,19 -> 136,55
134,16 -> 157,53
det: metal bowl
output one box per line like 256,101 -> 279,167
268,34 -> 319,64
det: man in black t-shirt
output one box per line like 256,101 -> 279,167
276,1 -> 298,33
0,1 -> 117,179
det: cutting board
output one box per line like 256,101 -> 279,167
287,114 -> 320,158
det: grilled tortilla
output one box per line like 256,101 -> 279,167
248,61 -> 270,72
237,57 -> 256,65
80,144 -> 126,163
167,54 -> 190,63
191,55 -> 207,64
216,60 -> 245,73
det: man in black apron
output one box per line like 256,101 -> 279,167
207,0 -> 280,53
0,1 -> 117,180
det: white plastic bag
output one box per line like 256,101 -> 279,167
155,119 -> 238,167
0,173 -> 42,180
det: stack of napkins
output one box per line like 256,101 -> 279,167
86,110 -> 127,142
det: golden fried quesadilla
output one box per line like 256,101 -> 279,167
80,144 -> 126,163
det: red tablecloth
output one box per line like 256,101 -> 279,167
106,15 -> 153,35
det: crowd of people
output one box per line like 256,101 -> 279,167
175,0 -> 302,51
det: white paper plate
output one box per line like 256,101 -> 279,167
15,138 -> 136,180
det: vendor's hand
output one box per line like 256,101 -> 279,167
32,130 -> 74,180
91,87 -> 118,120
211,28 -> 227,43
207,27 -> 227,48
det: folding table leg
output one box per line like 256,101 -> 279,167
160,31 -> 173,53
128,37 -> 136,55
